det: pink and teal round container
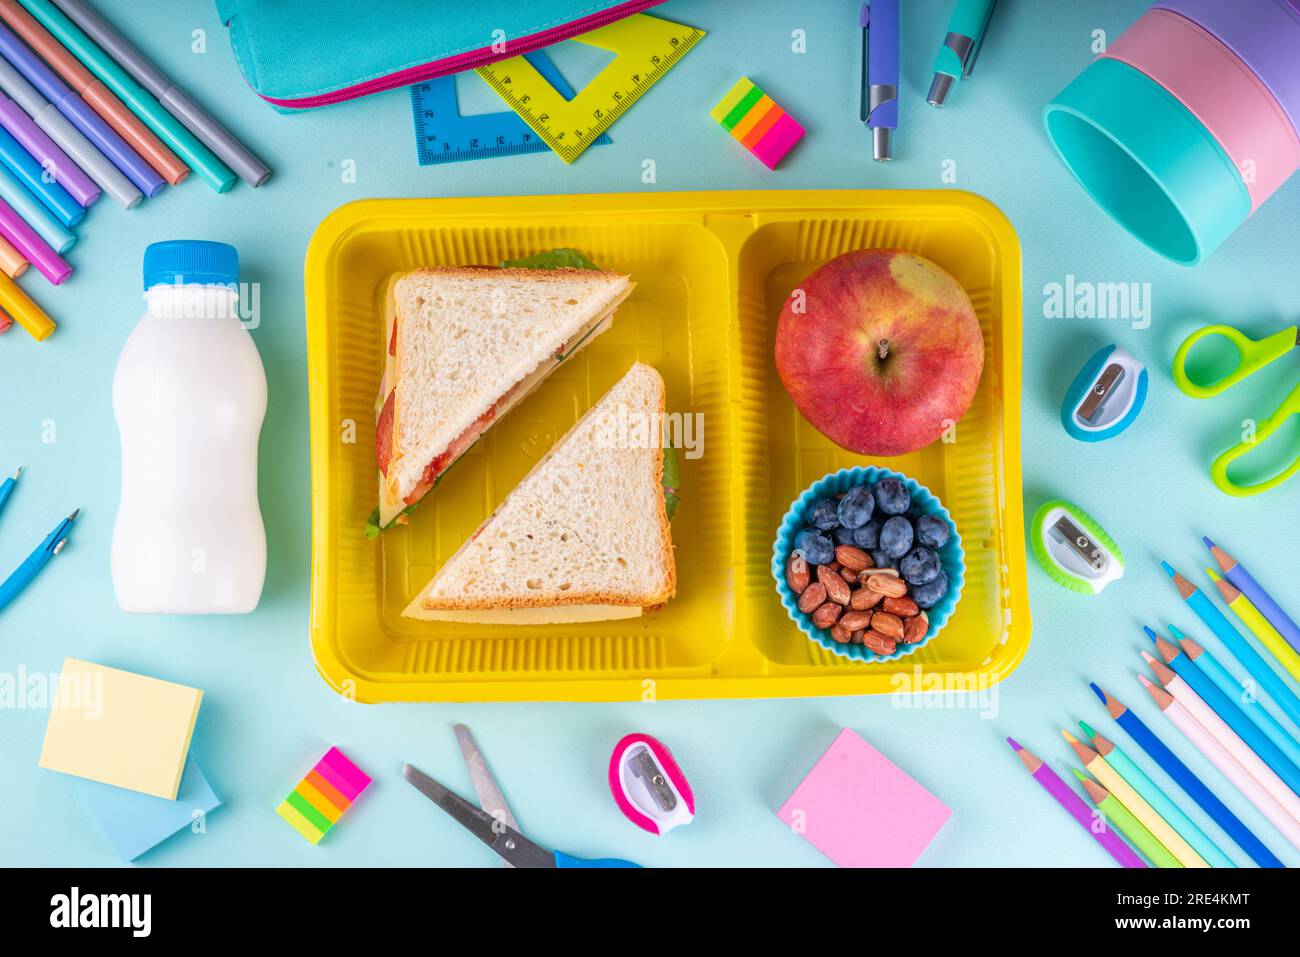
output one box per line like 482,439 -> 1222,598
1044,0 -> 1300,265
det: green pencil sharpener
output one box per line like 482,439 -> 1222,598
1030,500 -> 1124,595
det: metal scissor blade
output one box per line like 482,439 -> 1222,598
453,723 -> 519,831
402,763 -> 555,868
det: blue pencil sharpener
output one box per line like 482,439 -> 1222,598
1061,344 -> 1148,442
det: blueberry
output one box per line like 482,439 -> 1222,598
853,518 -> 882,550
874,477 -> 911,516
794,528 -> 834,566
915,514 -> 950,549
879,516 -> 914,559
836,486 -> 875,529
809,497 -> 841,531
832,525 -> 857,546
900,546 -> 942,586
871,548 -> 892,569
911,569 -> 949,609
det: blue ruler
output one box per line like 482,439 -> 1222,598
410,51 -> 612,165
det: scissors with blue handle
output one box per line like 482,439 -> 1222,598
402,763 -> 640,868
1172,324 -> 1300,497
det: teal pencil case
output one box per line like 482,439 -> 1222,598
215,0 -> 666,111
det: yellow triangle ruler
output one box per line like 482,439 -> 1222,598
476,14 -> 706,164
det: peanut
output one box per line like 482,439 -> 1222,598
866,574 -> 908,598
797,581 -> 826,614
849,630 -> 864,645
863,631 -> 897,656
811,602 -> 842,628
840,566 -> 859,584
818,563 -> 851,605
903,612 -> 929,644
839,609 -> 873,632
850,587 -> 885,611
834,545 -> 870,571
786,554 -> 810,593
871,612 -> 905,640
829,621 -> 850,644
883,595 -> 919,618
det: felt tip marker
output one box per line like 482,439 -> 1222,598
860,0 -> 899,161
928,0 -> 998,107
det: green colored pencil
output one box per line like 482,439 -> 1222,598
1073,768 -> 1181,868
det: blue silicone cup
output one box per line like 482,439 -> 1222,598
1043,56 -> 1250,266
772,466 -> 966,663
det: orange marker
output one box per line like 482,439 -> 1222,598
0,0 -> 187,185
0,232 -> 27,277
0,270 -> 54,340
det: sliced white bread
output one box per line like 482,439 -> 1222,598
404,362 -> 676,621
379,266 -> 632,525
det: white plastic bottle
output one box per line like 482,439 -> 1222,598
111,240 -> 267,614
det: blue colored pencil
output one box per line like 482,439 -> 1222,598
1163,561 -> 1300,729
1178,632 -> 1300,773
1091,681 -> 1283,868
1152,625 -> 1300,800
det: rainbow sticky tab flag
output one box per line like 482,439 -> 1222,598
710,77 -> 805,170
276,747 -> 371,845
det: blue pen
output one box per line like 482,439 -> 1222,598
0,466 -> 19,518
0,123 -> 80,226
0,21 -> 162,197
0,507 -> 77,613
860,0 -> 899,162
927,0 -> 998,107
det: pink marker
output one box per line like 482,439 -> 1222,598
0,195 -> 69,284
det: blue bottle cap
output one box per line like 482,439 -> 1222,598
143,240 -> 239,290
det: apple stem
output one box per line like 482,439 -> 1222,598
877,338 -> 890,360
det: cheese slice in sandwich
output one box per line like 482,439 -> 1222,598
375,264 -> 633,530
404,362 -> 676,623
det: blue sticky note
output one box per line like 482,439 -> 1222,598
74,756 -> 221,861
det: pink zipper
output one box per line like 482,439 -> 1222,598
255,0 -> 666,109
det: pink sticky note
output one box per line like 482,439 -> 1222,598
750,112 -> 805,170
777,729 -> 950,867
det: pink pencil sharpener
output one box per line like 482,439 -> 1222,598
608,733 -> 695,836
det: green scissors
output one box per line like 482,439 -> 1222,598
1172,323 -> 1300,496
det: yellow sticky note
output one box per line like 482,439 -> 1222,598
38,658 -> 202,799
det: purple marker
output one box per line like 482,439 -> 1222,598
0,19 -> 161,197
0,93 -> 96,206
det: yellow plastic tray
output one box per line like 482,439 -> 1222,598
305,190 -> 1030,702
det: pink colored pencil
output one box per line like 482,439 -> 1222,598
1140,676 -> 1300,851
0,194 -> 68,283
1008,737 -> 1146,867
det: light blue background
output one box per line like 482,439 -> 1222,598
2,0 -> 1299,868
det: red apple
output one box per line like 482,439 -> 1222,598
775,249 -> 984,457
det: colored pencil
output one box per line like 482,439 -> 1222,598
1081,720 -> 1233,866
0,91 -> 97,205
0,229 -> 25,276
1153,626 -> 1300,800
51,0 -> 270,187
1163,560 -> 1300,728
1209,568 -> 1300,682
1141,676 -> 1300,851
0,0 -> 185,184
1007,737 -> 1146,867
0,17 -> 161,196
1063,729 -> 1199,866
1179,634 -> 1300,773
0,194 -> 68,283
1145,647 -> 1300,828
0,268 -> 52,338
0,49 -> 136,207
1072,769 -> 1171,867
1206,537 -> 1300,655
1091,682 -> 1282,867
15,0 -> 235,192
